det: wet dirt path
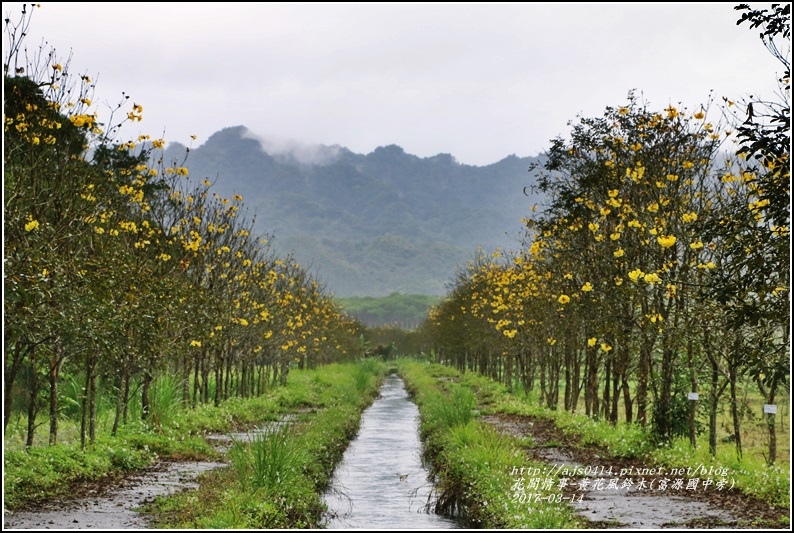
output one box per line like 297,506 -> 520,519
3,460 -> 225,529
482,413 -> 783,529
3,419 -> 297,530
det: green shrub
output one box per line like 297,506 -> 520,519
228,423 -> 307,492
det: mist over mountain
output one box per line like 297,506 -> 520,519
165,126 -> 543,296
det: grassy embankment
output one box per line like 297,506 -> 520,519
464,371 -> 791,510
398,359 -> 790,528
4,360 -> 385,528
397,359 -> 584,529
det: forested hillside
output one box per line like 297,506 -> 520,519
164,129 -> 544,296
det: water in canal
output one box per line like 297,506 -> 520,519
323,373 -> 460,529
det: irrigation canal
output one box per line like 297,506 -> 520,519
323,373 -> 460,528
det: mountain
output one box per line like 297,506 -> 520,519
164,126 -> 543,296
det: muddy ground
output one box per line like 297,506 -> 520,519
3,459 -> 225,529
481,413 -> 788,529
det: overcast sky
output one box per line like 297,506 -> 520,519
4,2 -> 785,166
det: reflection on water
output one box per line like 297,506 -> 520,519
323,373 -> 460,529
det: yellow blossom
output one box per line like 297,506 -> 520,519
587,337 -> 597,347
666,284 -> 677,298
581,282 -> 593,292
657,235 -> 676,248
601,343 -> 612,352
190,340 -> 202,347
558,294 -> 570,304
628,268 -> 644,282
644,272 -> 661,285
689,240 -> 704,250
613,248 -> 625,258
24,219 -> 40,232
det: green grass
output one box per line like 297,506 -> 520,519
3,360 -> 386,521
456,364 -> 791,512
228,422 -> 307,492
397,359 -> 583,529
423,384 -> 476,433
144,359 -> 386,528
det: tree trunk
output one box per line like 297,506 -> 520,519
26,364 -> 41,447
48,346 -> 63,445
637,336 -> 652,428
602,357 -> 611,421
182,354 -> 190,405
192,355 -> 200,408
728,362 -> 742,459
610,365 -> 620,425
687,338 -> 697,448
5,343 -> 29,431
141,371 -> 152,420
709,359 -> 719,457
88,370 -> 97,444
279,359 -> 289,386
112,373 -> 123,436
80,356 -> 93,449
122,373 -> 130,425
757,377 -> 778,466
214,357 -> 222,407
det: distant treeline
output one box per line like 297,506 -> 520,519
337,293 -> 442,329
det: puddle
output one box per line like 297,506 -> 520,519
205,416 -> 297,452
531,447 -> 581,470
3,460 -> 225,530
574,488 -> 737,529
